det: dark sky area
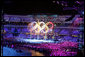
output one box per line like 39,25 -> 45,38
2,0 -> 84,15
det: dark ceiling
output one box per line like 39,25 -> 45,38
2,0 -> 84,15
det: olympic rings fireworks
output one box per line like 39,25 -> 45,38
28,21 -> 54,34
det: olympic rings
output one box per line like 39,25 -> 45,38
28,21 -> 54,34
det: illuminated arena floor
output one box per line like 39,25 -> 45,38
17,38 -> 55,43
2,37 -> 82,56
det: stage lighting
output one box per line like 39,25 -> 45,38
53,1 -> 56,3
57,1 -> 59,4
82,11 -> 84,15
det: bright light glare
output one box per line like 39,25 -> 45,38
18,38 -> 54,43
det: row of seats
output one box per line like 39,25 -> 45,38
2,27 -> 83,42
3,32 -> 81,42
4,27 -> 81,35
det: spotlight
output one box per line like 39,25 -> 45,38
57,1 -> 59,4
53,1 -> 55,3
75,1 -> 80,4
61,3 -> 64,6
82,11 -> 84,15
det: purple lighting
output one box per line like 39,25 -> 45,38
22,41 -> 78,56
2,14 -> 84,56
